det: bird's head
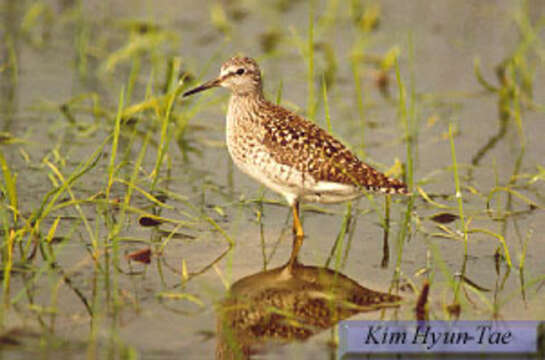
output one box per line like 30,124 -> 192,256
183,56 -> 263,98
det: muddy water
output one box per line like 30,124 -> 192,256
1,0 -> 544,359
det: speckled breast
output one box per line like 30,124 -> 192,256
225,98 -> 315,198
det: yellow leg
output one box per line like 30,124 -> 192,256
288,201 -> 304,269
292,201 -> 304,238
288,233 -> 303,269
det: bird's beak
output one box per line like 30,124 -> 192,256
183,77 -> 222,97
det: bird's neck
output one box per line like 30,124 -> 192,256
228,91 -> 267,120
230,87 -> 265,101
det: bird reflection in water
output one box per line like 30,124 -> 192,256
216,236 -> 402,359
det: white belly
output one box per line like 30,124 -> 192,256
227,139 -> 361,205
225,109 -> 361,205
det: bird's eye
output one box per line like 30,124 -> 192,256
236,68 -> 245,75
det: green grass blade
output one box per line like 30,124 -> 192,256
0,150 -> 17,223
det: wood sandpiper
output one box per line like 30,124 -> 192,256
183,56 -> 408,245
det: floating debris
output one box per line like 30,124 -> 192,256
430,212 -> 459,224
139,216 -> 163,227
126,248 -> 152,264
415,281 -> 430,321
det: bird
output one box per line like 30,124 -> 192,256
183,56 -> 408,242
216,259 -> 401,358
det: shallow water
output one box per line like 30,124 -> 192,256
1,0 -> 544,359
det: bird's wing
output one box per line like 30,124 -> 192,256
261,103 -> 408,194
